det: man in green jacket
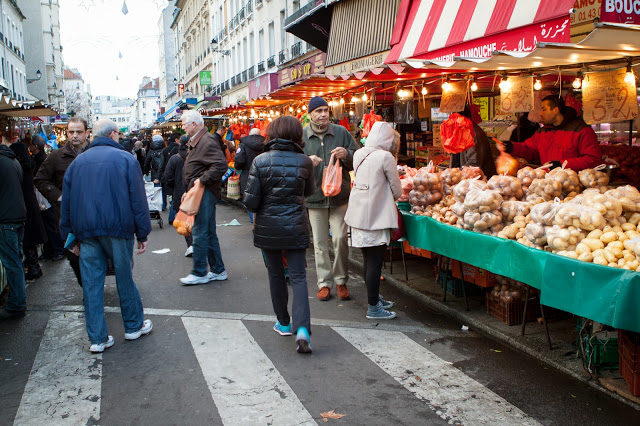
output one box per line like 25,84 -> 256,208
304,97 -> 360,301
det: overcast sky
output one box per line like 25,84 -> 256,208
59,0 -> 168,98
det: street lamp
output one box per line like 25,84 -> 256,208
27,69 -> 42,84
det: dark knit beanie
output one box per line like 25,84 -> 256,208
308,96 -> 328,113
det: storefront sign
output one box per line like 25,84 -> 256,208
325,51 -> 390,76
500,76 -> 534,113
178,84 -> 185,98
422,17 -> 570,63
199,71 -> 211,86
439,82 -> 467,113
473,97 -> 490,122
582,68 -> 638,124
601,0 -> 640,24
278,53 -> 326,86
571,0 -> 602,27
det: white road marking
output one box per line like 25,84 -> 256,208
14,313 -> 101,425
333,327 -> 541,426
182,317 -> 316,426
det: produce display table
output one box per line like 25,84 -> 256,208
401,212 -> 640,333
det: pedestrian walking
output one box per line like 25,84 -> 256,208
234,127 -> 265,223
344,121 -> 401,320
31,136 -> 64,261
243,116 -> 315,353
59,119 -> 152,353
133,139 -> 145,173
0,137 -> 27,320
303,96 -> 360,301
180,110 -> 229,285
162,135 -> 193,256
10,136 -> 47,281
212,124 -> 231,163
35,117 -> 90,286
144,135 -> 165,192
162,132 -> 181,223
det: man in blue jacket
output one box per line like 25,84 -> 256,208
60,119 -> 153,353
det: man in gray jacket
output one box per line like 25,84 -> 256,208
303,97 -> 360,301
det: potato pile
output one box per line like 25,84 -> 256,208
547,167 -> 582,196
517,167 -> 547,193
501,201 -> 532,223
525,178 -> 563,203
487,175 -> 524,200
409,169 -> 444,213
441,168 -> 463,195
490,276 -> 528,303
570,189 -> 622,222
579,168 -> 609,188
453,178 -> 487,203
463,189 -> 503,232
461,166 -> 486,181
605,185 -> 640,212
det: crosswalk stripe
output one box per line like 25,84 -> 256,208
333,327 -> 541,425
182,317 -> 316,426
14,313 -> 102,425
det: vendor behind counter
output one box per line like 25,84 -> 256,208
499,95 -> 602,171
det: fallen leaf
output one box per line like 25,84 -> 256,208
415,376 -> 421,381
321,410 -> 346,421
570,394 -> 577,398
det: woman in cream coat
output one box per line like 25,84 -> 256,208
344,121 -> 402,320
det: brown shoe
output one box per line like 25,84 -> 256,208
317,286 -> 331,301
336,284 -> 350,300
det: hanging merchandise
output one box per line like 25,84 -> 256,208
441,113 -> 475,154
339,117 -> 350,130
362,111 -> 382,137
354,98 -> 366,122
299,112 -> 310,127
394,88 -> 414,124
122,0 -> 128,15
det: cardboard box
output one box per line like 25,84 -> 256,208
451,260 -> 498,288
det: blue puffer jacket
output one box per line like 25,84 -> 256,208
60,137 -> 151,243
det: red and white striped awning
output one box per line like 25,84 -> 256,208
386,0 -> 576,64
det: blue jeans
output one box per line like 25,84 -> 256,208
0,224 -> 26,312
79,236 -> 144,344
191,188 -> 225,277
168,203 -> 176,223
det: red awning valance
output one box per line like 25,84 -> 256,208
386,0 -> 575,64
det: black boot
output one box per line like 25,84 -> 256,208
24,247 -> 43,281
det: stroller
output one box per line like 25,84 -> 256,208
145,182 -> 164,228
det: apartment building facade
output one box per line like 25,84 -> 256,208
0,0 -> 28,101
19,0 -> 64,108
63,68 -> 92,126
92,95 -> 134,131
130,77 -> 160,131
159,4 -> 177,108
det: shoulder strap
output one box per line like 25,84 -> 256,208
354,150 -> 375,177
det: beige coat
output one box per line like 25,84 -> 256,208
344,122 -> 402,231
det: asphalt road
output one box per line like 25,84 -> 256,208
0,203 -> 638,425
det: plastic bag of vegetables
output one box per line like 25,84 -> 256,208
453,177 -> 487,203
553,203 -> 606,231
578,165 -> 609,188
487,174 -> 524,200
463,188 -> 503,213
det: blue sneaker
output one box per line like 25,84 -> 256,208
366,301 -> 397,320
273,321 -> 292,336
379,294 -> 393,309
296,327 -> 312,353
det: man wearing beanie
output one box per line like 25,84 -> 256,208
303,96 -> 360,301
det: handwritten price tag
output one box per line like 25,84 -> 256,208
439,82 -> 467,113
500,76 -> 534,113
582,68 -> 638,125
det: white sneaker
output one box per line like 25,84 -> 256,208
184,246 -> 193,257
206,270 -> 228,281
124,319 -> 153,340
90,335 -> 114,353
180,274 -> 211,285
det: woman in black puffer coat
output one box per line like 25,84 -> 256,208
243,116 -> 315,353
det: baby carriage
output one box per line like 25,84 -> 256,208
145,182 -> 164,228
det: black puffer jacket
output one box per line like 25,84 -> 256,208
144,138 -> 165,181
0,145 -> 26,224
243,138 -> 315,250
234,134 -> 265,195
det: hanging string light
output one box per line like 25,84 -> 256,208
498,74 -> 510,91
572,72 -> 583,89
362,92 -> 368,101
421,86 -> 427,95
302,104 -> 307,110
441,76 -> 451,91
534,76 -> 542,91
470,77 -> 478,92
339,97 -> 345,104
625,63 -> 636,84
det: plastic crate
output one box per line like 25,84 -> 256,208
583,332 -> 619,370
485,292 -> 539,326
618,331 -> 640,396
451,260 -> 498,288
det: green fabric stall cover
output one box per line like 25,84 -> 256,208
401,212 -> 640,332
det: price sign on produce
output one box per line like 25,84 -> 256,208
582,68 -> 638,124
439,82 -> 467,113
500,76 -> 534,113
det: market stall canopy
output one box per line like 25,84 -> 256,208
404,23 -> 640,71
157,98 -> 197,122
0,97 -> 58,117
386,0 -> 575,64
283,0 -> 336,52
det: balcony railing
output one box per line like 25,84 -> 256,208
246,0 -> 253,15
257,61 -> 265,73
242,70 -> 248,82
239,6 -> 245,22
248,66 -> 255,80
267,55 -> 275,68
306,42 -> 314,52
291,42 -> 302,59
231,76 -> 236,86
236,72 -> 243,84
278,50 -> 287,64
256,0 -> 263,6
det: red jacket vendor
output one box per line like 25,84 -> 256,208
500,95 -> 602,171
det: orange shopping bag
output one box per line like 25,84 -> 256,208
173,210 -> 195,236
322,152 -> 342,197
180,180 -> 205,215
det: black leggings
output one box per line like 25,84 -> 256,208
361,244 -> 387,306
